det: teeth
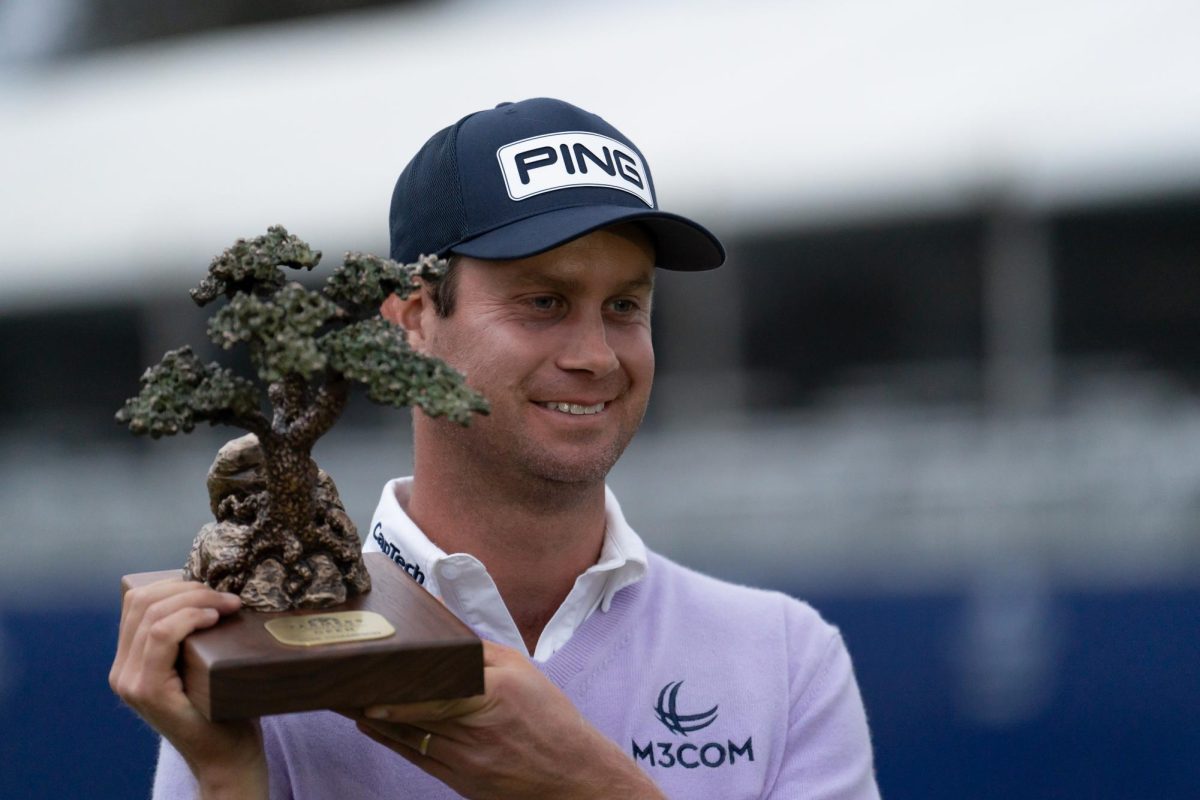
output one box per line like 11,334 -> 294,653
542,402 -> 605,415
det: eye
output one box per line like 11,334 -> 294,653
527,295 -> 561,312
609,298 -> 640,314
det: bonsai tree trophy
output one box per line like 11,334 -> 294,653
117,226 -> 488,721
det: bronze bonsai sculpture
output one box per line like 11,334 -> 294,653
117,226 -> 487,611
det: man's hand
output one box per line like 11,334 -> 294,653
351,640 -> 665,800
109,577 -> 267,799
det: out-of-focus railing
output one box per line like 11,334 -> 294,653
4,369 -> 1198,607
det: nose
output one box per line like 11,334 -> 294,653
556,310 -> 619,377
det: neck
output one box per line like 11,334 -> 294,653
407,433 -> 609,654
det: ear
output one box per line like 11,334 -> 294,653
381,289 -> 431,352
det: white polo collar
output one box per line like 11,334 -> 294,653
364,477 -> 649,662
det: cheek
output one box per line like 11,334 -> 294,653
426,325 -> 489,384
616,328 -> 655,382
429,323 -> 544,390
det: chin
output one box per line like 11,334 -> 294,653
519,443 -> 628,486
525,458 -> 617,486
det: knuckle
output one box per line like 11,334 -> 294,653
147,617 -> 175,641
114,676 -> 136,702
124,586 -> 149,616
142,597 -> 174,626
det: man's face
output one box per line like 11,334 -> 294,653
411,225 -> 656,487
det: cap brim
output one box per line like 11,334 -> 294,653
448,205 -> 725,271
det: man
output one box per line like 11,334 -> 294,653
112,98 -> 880,799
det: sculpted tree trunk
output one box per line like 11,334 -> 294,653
117,226 -> 488,611
259,435 -> 319,558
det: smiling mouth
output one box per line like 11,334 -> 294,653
540,401 -> 606,416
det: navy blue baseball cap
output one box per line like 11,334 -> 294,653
389,98 -> 725,270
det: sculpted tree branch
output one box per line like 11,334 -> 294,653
117,347 -> 270,439
117,226 -> 488,611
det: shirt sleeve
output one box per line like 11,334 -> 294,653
150,738 -> 198,799
150,731 -> 294,800
766,612 -> 881,799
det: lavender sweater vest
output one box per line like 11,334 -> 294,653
152,552 -> 880,799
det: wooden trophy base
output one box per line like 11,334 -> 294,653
121,553 -> 483,722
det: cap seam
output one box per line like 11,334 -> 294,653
448,120 -> 471,246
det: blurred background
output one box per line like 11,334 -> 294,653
2,0 -> 1198,796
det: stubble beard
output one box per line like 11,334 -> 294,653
425,395 -> 647,503
512,425 -> 635,486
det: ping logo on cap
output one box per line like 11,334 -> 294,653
497,132 -> 654,207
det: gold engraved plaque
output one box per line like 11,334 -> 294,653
264,611 -> 396,647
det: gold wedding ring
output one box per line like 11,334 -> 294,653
418,731 -> 433,757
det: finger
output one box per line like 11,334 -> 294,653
118,580 -> 235,656
120,575 -> 197,625
362,643 -> 514,723
355,721 -> 460,787
361,640 -> 532,723
112,583 -> 238,690
349,714 -> 464,744
122,573 -> 185,609
142,585 -> 242,630
115,595 -> 235,709
357,721 -> 434,757
362,693 -> 489,724
356,720 -> 429,751
123,587 -> 239,674
356,720 -> 466,777
480,638 -> 525,666
121,605 -> 222,694
143,605 -> 225,669
116,577 -> 186,658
